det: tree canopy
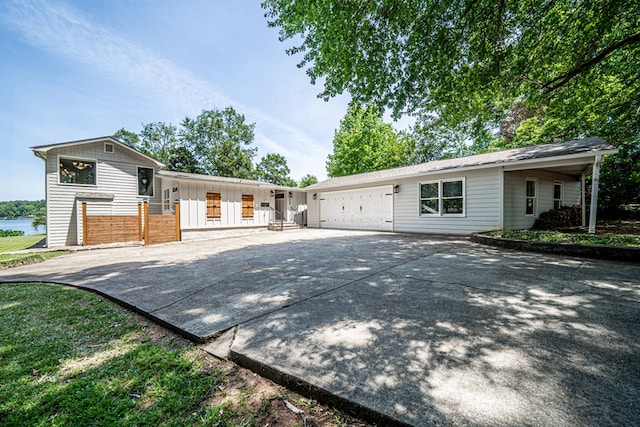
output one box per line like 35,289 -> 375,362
298,174 -> 318,188
254,153 -> 296,186
326,102 -> 415,177
264,0 -> 640,210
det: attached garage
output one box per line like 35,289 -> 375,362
319,185 -> 393,231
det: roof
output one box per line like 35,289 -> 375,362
30,136 -> 165,168
307,137 -> 617,191
157,170 -> 302,191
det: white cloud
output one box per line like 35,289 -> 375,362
1,0 -> 334,181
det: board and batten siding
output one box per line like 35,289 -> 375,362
45,141 -> 160,246
178,181 -> 273,230
393,168 -> 502,234
503,170 -> 581,230
306,193 -> 320,228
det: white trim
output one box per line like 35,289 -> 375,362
418,177 -> 466,217
525,177 -> 538,217
553,181 -> 564,209
137,166 -> 155,197
57,154 -> 97,187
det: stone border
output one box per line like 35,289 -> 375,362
471,233 -> 640,263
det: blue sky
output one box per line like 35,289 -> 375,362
0,0 -> 361,201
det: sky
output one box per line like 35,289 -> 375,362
0,0 -> 368,201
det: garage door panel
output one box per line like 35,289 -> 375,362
319,186 -> 393,231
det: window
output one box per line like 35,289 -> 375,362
104,142 -> 114,153
138,167 -> 154,197
241,194 -> 254,218
420,182 -> 439,215
525,178 -> 537,216
59,157 -> 96,185
207,192 -> 221,219
163,188 -> 171,211
442,180 -> 464,214
419,178 -> 465,216
553,182 -> 563,209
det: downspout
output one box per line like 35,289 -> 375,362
588,155 -> 603,234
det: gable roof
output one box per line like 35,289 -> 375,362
157,170 -> 302,191
31,136 -> 165,168
307,137 -> 617,191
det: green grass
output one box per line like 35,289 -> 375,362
0,234 -> 66,269
486,230 -> 640,248
0,234 -> 45,252
0,283 -> 237,426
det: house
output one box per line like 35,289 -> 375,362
304,137 -> 618,235
31,137 -> 306,247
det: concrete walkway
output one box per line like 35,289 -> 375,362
1,229 -> 639,426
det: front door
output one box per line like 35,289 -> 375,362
275,192 -> 285,220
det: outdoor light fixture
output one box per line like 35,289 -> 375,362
289,191 -> 292,198
394,185 -> 400,193
270,190 -> 275,196
312,193 -> 317,200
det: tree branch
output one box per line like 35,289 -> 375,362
543,32 -> 640,92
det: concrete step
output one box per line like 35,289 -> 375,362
268,221 -> 300,231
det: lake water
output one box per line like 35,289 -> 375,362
0,219 -> 46,235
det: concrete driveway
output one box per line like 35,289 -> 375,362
1,229 -> 639,426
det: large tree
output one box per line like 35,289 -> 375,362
326,102 -> 415,177
298,174 -> 318,188
254,153 -> 294,185
263,0 -> 640,209
181,108 -> 256,179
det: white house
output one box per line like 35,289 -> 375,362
304,137 -> 618,234
31,137 -> 306,247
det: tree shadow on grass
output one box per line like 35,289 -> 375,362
0,232 -> 639,426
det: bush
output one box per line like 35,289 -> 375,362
0,229 -> 25,237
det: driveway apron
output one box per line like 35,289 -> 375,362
1,229 -> 639,426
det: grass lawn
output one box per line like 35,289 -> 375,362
0,234 -> 66,269
0,234 -> 46,252
0,283 -> 365,426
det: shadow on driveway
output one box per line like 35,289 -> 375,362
1,229 -> 639,426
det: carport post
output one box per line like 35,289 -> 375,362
82,202 -> 87,246
588,155 -> 603,234
143,201 -> 149,244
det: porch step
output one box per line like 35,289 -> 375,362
268,221 -> 301,231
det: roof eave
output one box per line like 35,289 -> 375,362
306,147 -> 619,191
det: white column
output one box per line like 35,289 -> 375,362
588,155 -> 603,234
581,172 -> 586,227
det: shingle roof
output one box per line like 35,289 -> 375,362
307,137 -> 617,190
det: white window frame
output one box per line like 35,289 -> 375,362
418,177 -> 466,217
57,155 -> 97,186
525,177 -> 537,216
137,166 -> 155,197
553,181 -> 563,210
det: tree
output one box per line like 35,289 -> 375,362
298,174 -> 318,188
166,145 -> 204,174
113,128 -> 140,149
264,0 -> 640,207
181,108 -> 256,178
32,207 -> 46,230
138,122 -> 179,166
254,153 -> 293,185
326,103 -> 415,177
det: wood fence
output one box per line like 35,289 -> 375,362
82,202 -> 180,246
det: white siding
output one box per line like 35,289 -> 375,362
45,141 -> 160,247
306,193 -> 320,228
503,170 -> 582,230
178,182 -> 273,229
393,169 -> 502,234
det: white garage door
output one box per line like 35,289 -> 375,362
319,185 -> 393,231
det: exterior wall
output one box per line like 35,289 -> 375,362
393,168 -> 502,234
45,141 -> 160,247
306,168 -> 502,235
178,181 -> 273,229
503,170 -> 581,230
